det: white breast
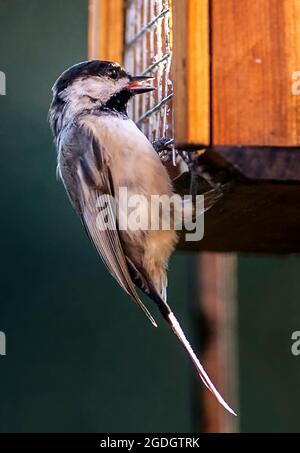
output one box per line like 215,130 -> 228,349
81,115 -> 173,197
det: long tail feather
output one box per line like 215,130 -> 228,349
148,286 -> 237,415
168,312 -> 237,416
127,260 -> 236,415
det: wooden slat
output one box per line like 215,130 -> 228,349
212,0 -> 300,146
172,0 -> 188,145
88,0 -> 124,64
187,0 -> 210,146
198,253 -> 238,432
173,0 -> 210,147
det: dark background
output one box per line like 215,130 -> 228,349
238,256 -> 300,432
1,0 -> 300,433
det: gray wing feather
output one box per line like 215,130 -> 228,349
58,124 -> 157,327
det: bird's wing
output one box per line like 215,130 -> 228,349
58,123 -> 157,327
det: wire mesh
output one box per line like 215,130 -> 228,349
124,0 -> 174,143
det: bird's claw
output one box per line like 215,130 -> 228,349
152,137 -> 174,153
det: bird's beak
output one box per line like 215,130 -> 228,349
127,76 -> 155,94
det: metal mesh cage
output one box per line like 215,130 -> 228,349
124,0 -> 173,142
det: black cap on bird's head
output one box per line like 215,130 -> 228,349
54,61 -> 126,93
52,60 -> 154,107
50,60 -> 155,135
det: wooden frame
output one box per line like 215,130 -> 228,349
88,0 -> 124,63
172,0 -> 210,148
212,0 -> 300,146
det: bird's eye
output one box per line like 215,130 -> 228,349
109,69 -> 118,79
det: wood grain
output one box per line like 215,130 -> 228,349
198,253 -> 238,432
187,0 -> 210,145
88,0 -> 124,63
212,0 -> 300,146
173,0 -> 210,147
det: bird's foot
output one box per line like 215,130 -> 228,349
152,137 -> 190,181
152,137 -> 174,154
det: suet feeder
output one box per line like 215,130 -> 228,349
89,0 -> 300,253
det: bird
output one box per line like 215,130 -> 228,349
49,60 -> 236,416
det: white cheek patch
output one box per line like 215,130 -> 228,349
62,76 -> 129,105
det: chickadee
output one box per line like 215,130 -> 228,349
49,60 -> 236,416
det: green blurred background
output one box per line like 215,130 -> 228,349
1,0 -> 300,433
